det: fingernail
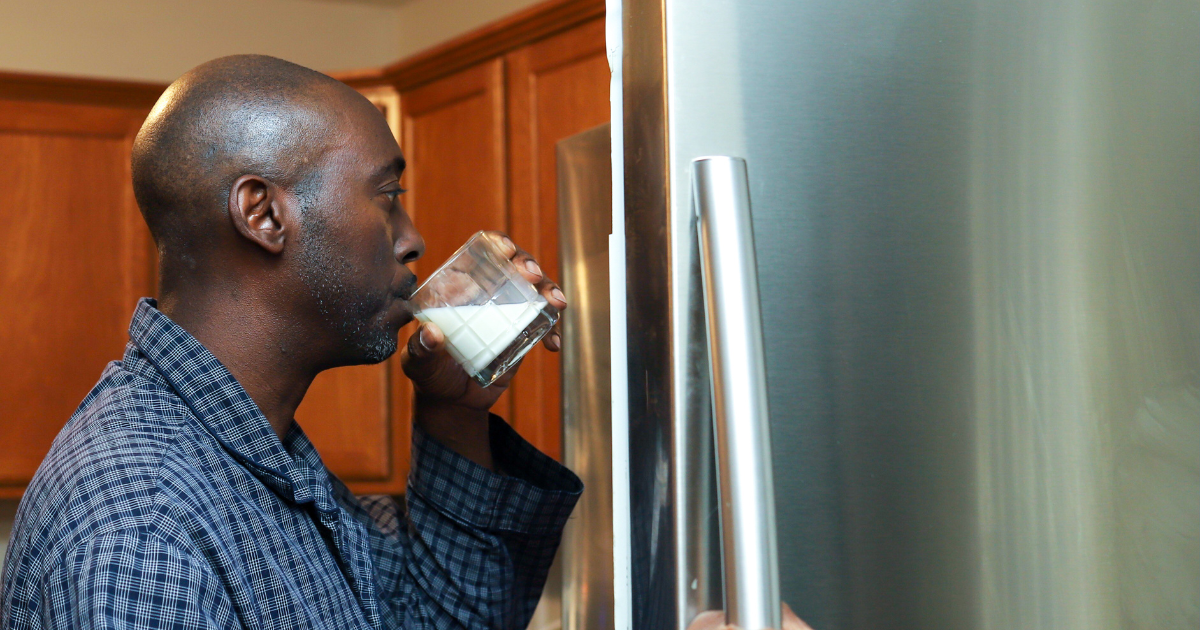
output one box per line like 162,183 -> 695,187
549,333 -> 562,349
551,287 -> 566,304
525,259 -> 543,277
501,236 -> 516,251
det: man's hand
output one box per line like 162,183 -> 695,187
400,231 -> 567,469
686,604 -> 811,630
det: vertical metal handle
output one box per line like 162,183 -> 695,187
692,156 -> 781,630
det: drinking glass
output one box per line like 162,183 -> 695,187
409,231 -> 558,387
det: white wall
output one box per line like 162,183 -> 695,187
0,0 -> 402,82
0,0 -> 542,83
392,0 -> 544,60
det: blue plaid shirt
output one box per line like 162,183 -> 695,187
1,299 -> 582,630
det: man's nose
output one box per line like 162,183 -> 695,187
394,229 -> 425,264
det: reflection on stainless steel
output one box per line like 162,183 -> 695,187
621,0 -> 681,628
621,0 -> 1198,628
967,4 -> 1199,627
693,157 -> 779,630
680,227 -> 723,630
557,124 -> 616,630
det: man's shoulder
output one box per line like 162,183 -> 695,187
1,356 -> 235,627
36,358 -> 197,491
11,360 -> 215,570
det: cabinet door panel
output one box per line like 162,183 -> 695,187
506,18 -> 609,460
403,59 -> 508,271
401,59 -> 513,423
0,101 -> 151,496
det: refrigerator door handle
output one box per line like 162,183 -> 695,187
692,156 -> 781,630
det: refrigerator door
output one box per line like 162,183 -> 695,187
556,124 -> 615,630
621,0 -> 1198,629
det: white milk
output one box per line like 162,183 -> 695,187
415,301 -> 544,376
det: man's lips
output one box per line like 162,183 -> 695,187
394,274 -> 419,301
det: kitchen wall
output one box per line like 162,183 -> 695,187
391,0 -> 546,60
0,0 -> 542,570
0,0 -> 541,82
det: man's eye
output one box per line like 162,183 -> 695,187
384,188 -> 407,202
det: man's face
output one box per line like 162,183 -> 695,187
292,95 -> 424,367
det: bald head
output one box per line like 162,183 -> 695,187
135,55 -> 423,369
132,54 -> 360,258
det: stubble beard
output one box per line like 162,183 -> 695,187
297,216 -> 398,366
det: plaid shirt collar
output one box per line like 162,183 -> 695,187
126,298 -> 338,513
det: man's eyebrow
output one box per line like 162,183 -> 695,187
373,157 -> 407,182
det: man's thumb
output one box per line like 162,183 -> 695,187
406,322 -> 445,362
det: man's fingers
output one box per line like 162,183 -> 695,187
402,321 -> 475,402
483,230 -> 518,259
781,603 -> 811,630
535,279 -> 567,311
523,258 -> 544,280
511,251 -> 544,285
479,230 -> 566,351
544,329 -> 562,352
541,283 -> 565,352
482,230 -> 547,290
685,604 -> 810,630
684,610 -> 726,630
483,229 -> 543,287
481,231 -> 567,308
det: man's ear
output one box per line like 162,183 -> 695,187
228,174 -> 289,255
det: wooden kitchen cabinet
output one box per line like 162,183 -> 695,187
0,93 -> 155,498
401,59 -> 508,266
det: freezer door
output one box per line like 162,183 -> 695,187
622,0 -> 1198,628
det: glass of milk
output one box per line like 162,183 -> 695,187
409,231 -> 559,387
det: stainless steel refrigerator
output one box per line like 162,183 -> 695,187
554,0 -> 1198,628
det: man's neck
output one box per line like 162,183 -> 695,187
158,289 -> 318,441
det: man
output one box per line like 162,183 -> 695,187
1,55 -> 579,630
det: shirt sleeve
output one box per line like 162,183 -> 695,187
41,529 -> 238,630
341,414 -> 583,630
